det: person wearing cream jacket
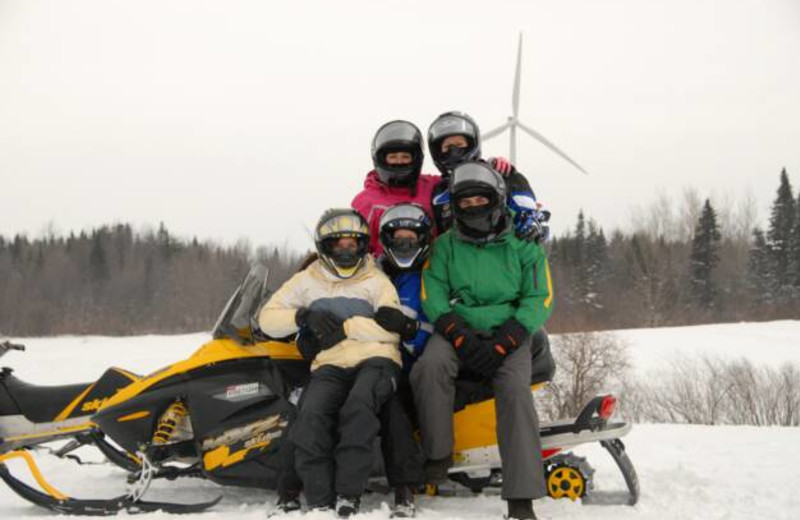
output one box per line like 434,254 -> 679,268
258,208 -> 402,517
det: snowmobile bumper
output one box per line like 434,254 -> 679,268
0,450 -> 221,515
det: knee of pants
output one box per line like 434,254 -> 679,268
291,410 -> 336,451
494,377 -> 534,404
339,392 -> 378,421
410,350 -> 453,386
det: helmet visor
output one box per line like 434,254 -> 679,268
380,204 -> 429,228
374,121 -> 422,150
316,213 -> 370,242
428,115 -> 478,143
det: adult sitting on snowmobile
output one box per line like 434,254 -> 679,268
351,120 -> 440,256
410,162 -> 553,520
258,209 -> 403,517
427,111 -> 550,243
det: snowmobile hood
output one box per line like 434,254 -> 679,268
97,338 -> 301,412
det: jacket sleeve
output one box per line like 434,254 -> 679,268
514,242 -> 553,333
505,170 -> 539,213
257,272 -> 307,338
420,236 -> 453,324
343,275 -> 401,343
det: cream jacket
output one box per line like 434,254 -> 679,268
258,257 -> 402,370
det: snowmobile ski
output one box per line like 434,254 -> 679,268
0,450 -> 221,516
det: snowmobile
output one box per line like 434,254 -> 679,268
0,264 -> 639,515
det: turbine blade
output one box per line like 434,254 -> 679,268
481,121 -> 512,141
517,121 -> 589,175
512,33 -> 522,118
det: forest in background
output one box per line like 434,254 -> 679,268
2,169 -> 799,336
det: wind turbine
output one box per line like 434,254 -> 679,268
482,33 -> 588,175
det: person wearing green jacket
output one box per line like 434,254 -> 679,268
409,161 -> 553,520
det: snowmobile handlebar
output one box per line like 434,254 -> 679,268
0,341 -> 25,358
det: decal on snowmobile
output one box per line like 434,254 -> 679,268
220,382 -> 267,401
80,398 -> 108,413
201,414 -> 288,471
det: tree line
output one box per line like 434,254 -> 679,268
1,168 -> 798,336
0,223 -> 303,336
546,168 -> 800,331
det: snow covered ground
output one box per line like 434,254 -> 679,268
2,321 -> 799,519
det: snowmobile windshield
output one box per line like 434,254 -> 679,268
212,263 -> 270,344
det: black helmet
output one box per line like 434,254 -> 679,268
450,161 -> 509,244
427,111 -> 482,176
314,209 -> 370,279
379,203 -> 432,271
371,120 -> 424,188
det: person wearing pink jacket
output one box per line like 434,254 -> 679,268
351,120 -> 441,256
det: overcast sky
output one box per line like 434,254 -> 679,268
1,0 -> 799,252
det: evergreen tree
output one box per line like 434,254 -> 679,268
584,219 -> 609,308
89,230 -> 109,282
766,168 -> 796,296
571,210 -> 589,306
788,191 -> 800,293
690,199 -> 721,308
747,227 -> 773,306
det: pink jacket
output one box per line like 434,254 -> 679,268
351,170 -> 441,256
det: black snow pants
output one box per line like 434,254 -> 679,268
291,358 -> 399,508
379,375 -> 424,488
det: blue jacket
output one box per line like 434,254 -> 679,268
379,261 -> 432,372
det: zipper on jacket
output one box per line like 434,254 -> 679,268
532,264 -> 539,291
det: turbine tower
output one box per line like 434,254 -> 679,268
482,33 -> 588,175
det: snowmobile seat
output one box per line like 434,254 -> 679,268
1,366 -> 140,424
1,374 -> 92,423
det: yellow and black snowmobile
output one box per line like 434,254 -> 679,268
0,264 -> 639,515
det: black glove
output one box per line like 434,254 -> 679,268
436,313 -> 504,379
375,306 -> 419,341
295,308 -> 346,351
490,318 -> 530,357
434,312 -> 471,346
296,331 -> 321,362
459,335 -> 505,379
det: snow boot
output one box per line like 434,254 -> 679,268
268,492 -> 301,516
506,499 -> 537,520
390,484 -> 416,518
424,456 -> 452,485
335,495 -> 361,518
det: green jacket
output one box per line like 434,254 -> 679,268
421,228 -> 553,334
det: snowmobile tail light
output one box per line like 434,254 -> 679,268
542,448 -> 562,460
599,395 -> 617,420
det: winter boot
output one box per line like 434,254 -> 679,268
335,495 -> 361,518
268,492 -> 301,516
506,499 -> 537,520
390,484 -> 416,518
424,456 -> 452,485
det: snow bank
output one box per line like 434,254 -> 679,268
2,321 -> 799,518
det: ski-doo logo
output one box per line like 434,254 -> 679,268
81,398 -> 108,413
225,383 -> 260,400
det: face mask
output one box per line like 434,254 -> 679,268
439,145 -> 472,170
332,245 -> 360,268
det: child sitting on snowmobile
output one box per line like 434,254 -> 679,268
258,209 -> 404,517
370,203 -> 436,517
426,111 -> 550,243
410,162 -> 553,520
351,120 -> 440,256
